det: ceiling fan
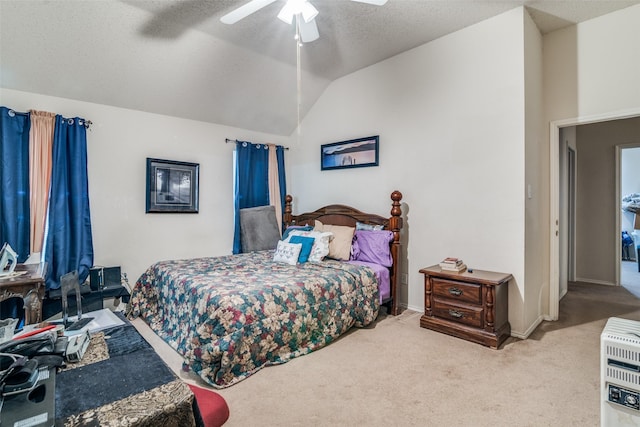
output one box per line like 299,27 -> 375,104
220,0 -> 388,43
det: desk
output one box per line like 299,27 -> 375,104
56,315 -> 203,426
0,262 -> 47,325
44,280 -> 131,320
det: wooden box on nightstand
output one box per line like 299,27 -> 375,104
419,265 -> 512,349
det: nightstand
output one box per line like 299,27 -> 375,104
419,265 -> 511,349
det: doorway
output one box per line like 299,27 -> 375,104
549,110 -> 640,321
620,146 -> 640,296
558,128 -> 576,300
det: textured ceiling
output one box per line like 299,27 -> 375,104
1,0 -> 638,136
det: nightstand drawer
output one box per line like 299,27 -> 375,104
432,299 -> 483,328
432,278 -> 481,304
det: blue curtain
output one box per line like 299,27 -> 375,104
233,141 -> 270,254
0,107 -> 31,263
44,115 -> 94,290
277,145 -> 287,231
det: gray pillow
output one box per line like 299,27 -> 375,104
239,205 -> 281,252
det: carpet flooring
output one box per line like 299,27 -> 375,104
132,281 -> 640,426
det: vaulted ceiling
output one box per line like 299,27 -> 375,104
1,0 -> 638,135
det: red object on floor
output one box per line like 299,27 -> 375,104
188,384 -> 230,427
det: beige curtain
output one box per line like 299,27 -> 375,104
268,144 -> 282,233
29,110 -> 55,254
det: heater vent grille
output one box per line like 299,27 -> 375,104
601,317 -> 640,425
606,366 -> 640,386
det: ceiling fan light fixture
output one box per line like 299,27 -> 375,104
277,0 -> 318,25
298,16 -> 319,42
300,1 -> 319,23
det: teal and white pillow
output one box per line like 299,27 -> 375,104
286,230 -> 333,262
287,235 -> 315,263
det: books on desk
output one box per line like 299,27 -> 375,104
439,257 -> 467,272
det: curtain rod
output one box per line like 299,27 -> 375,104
225,138 -> 289,150
6,108 -> 92,129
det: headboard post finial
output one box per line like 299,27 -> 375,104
389,190 -> 403,316
284,195 -> 293,227
390,190 -> 403,232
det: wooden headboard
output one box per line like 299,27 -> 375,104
283,191 -> 403,315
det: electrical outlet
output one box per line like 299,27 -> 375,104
401,273 -> 408,285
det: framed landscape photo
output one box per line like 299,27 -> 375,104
146,158 -> 199,213
321,135 -> 379,171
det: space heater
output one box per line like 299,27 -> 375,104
601,317 -> 640,426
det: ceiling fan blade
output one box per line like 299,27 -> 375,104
220,0 -> 278,24
350,0 -> 388,5
299,18 -> 319,43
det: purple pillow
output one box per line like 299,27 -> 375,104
350,230 -> 394,267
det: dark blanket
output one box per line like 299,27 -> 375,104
55,314 -> 203,426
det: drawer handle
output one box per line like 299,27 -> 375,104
448,287 -> 463,297
448,309 -> 464,319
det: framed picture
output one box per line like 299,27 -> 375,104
321,135 -> 379,171
146,158 -> 199,213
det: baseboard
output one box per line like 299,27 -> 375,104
559,287 -> 568,300
510,315 -> 545,339
401,303 -> 422,313
575,277 -> 616,287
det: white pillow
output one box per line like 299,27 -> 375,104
273,240 -> 302,266
286,230 -> 333,262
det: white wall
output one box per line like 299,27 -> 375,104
544,4 -> 640,295
0,88 -> 287,284
544,4 -> 640,121
287,9 -> 528,334
523,10 -> 545,334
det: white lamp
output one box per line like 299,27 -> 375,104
278,0 -> 318,25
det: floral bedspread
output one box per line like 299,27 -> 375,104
128,251 -> 379,388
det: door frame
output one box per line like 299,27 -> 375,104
567,145 -> 576,284
549,108 -> 640,320
561,143 -> 576,295
618,143 -> 640,279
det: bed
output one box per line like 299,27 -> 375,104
128,191 -> 403,388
